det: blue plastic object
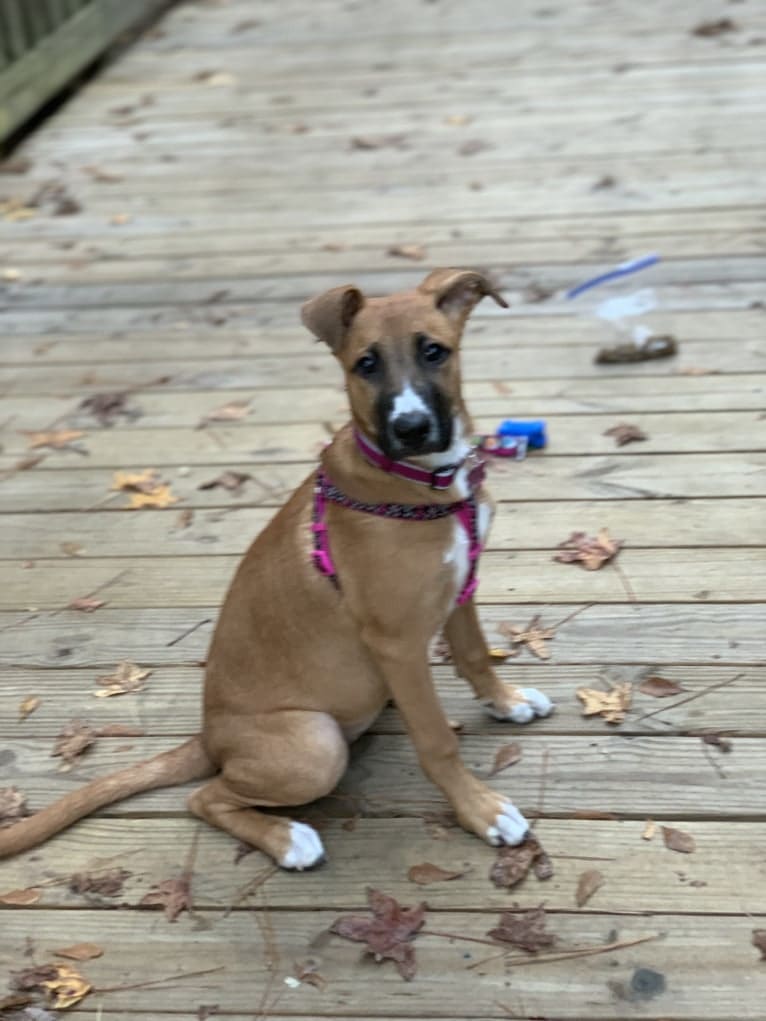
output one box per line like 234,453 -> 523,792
498,418 -> 547,449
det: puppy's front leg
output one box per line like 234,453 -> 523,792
444,600 -> 553,723
362,628 -> 528,847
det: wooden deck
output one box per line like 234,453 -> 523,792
1,0 -> 765,1017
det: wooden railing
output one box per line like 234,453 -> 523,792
0,0 -> 170,142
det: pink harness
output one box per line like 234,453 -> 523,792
311,433 -> 486,605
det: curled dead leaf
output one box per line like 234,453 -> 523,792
198,470 -> 252,493
128,483 -> 179,509
67,596 -> 106,612
52,719 -> 97,770
197,399 -> 250,428
642,818 -> 657,841
112,468 -> 160,493
554,528 -> 622,571
604,422 -> 648,447
752,929 -> 766,960
576,683 -> 632,724
407,862 -> 465,885
497,615 -> 555,660
69,867 -> 131,897
19,695 -> 41,720
490,837 -> 551,888
575,868 -> 604,907
386,243 -> 427,261
488,742 -> 522,777
0,786 -> 30,828
94,661 -> 151,697
42,963 -> 92,1008
662,825 -> 696,854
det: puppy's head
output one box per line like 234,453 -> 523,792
301,268 -> 507,460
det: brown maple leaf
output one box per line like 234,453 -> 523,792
489,837 -> 552,888
604,422 -> 647,447
139,871 -> 193,922
487,904 -> 555,953
554,528 -> 623,570
386,243 -> 427,261
94,660 -> 152,697
0,786 -> 30,828
330,887 -> 426,981
198,470 -> 252,493
111,468 -> 161,493
69,867 -> 131,897
51,719 -> 97,770
576,683 -> 632,724
197,399 -> 251,428
22,429 -> 85,450
497,615 -> 555,660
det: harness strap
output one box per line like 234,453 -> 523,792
311,470 -> 483,603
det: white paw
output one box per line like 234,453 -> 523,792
485,801 -> 529,846
279,821 -> 325,871
485,687 -> 554,723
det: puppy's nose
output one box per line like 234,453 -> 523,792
392,411 -> 431,444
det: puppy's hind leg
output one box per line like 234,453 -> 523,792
188,710 -> 348,870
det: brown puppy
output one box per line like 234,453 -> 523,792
0,269 -> 552,869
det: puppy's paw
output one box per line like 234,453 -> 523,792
484,685 -> 554,724
279,821 -> 326,871
456,785 -> 529,847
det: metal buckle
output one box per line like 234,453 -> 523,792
430,464 -> 457,490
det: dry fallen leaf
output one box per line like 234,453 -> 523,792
489,647 -> 512,661
112,468 -> 161,493
19,695 -> 41,720
82,165 -> 123,183
69,867 -> 131,897
197,399 -> 251,428
701,732 -> 733,753
498,615 -> 555,660
67,596 -> 106,612
489,742 -> 522,777
595,334 -> 677,364
330,887 -> 426,981
140,872 -> 193,922
638,675 -> 685,698
293,957 -> 326,990
386,243 -> 427,261
53,943 -> 103,962
42,963 -> 92,1008
94,660 -> 152,697
127,483 -> 179,509
0,786 -> 29,828
60,541 -> 84,557
350,133 -> 408,150
532,848 -> 555,881
198,470 -> 251,493
79,391 -> 139,425
752,929 -> 766,960
52,720 -> 97,770
692,17 -> 738,37
575,868 -> 604,907
407,862 -> 465,885
604,422 -> 648,447
487,904 -> 555,953
642,818 -> 657,841
554,528 -> 623,570
577,683 -> 632,724
662,826 -> 696,854
0,886 -> 42,905
10,965 -> 59,993
22,429 -> 85,450
489,838 -> 550,889
94,723 -> 146,737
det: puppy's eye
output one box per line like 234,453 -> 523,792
419,339 -> 450,365
354,351 -> 379,377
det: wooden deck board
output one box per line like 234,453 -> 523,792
1,0 -> 765,1017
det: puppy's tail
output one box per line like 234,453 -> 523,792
0,735 -> 214,859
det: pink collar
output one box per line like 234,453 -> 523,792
354,429 -> 466,491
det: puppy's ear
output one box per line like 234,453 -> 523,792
301,284 -> 364,354
418,268 -> 507,326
